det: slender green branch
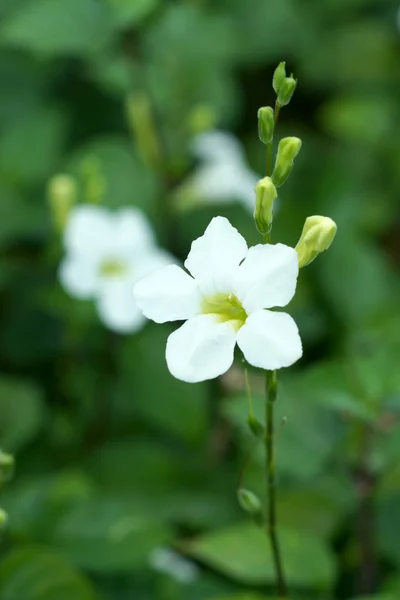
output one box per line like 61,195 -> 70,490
265,370 -> 287,599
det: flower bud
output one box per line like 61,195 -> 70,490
47,174 -> 77,232
273,62 -> 286,94
257,106 -> 274,145
0,451 -> 14,484
272,137 -> 302,188
247,415 -> 265,439
237,488 -> 263,522
253,177 -> 277,236
0,508 -> 7,532
277,77 -> 297,107
295,215 -> 337,268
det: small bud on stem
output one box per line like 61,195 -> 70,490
258,106 -> 274,145
273,62 -> 286,94
296,215 -> 337,267
237,488 -> 263,524
277,77 -> 297,107
272,137 -> 302,187
253,177 -> 278,236
47,174 -> 77,232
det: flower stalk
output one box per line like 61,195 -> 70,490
265,370 -> 287,599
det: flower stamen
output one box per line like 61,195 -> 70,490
202,293 -> 247,330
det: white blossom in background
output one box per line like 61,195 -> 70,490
149,547 -> 199,584
176,130 -> 260,212
134,216 -> 302,382
59,205 -> 174,334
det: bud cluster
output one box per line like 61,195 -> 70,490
253,61 -> 337,267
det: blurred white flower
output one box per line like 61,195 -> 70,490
176,130 -> 260,212
149,547 -> 199,584
134,216 -> 302,382
59,205 -> 174,333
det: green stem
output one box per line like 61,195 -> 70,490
265,370 -> 287,599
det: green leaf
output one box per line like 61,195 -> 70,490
0,106 -> 68,184
120,324 -> 208,444
0,546 -> 99,600
348,596 -> 397,600
377,493 -> 400,564
0,0 -> 113,56
186,522 -> 335,587
0,186 -> 47,246
224,376 -> 342,480
68,137 -> 160,213
106,0 -> 159,28
209,596 -> 267,600
0,377 -> 44,452
51,497 -> 172,572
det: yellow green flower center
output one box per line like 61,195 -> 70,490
99,258 -> 128,278
202,293 -> 247,331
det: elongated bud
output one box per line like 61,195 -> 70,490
0,451 -> 14,484
273,62 -> 286,94
277,77 -> 297,107
247,415 -> 265,439
47,174 -> 77,232
257,107 -> 274,145
296,215 -> 337,268
253,177 -> 277,236
80,157 -> 106,204
0,508 -> 7,531
237,489 -> 263,523
126,92 -> 161,169
272,137 -> 302,187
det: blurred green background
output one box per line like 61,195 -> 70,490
0,0 -> 400,599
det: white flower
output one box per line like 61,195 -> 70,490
149,547 -> 199,584
134,216 -> 302,382
59,205 -> 174,333
184,130 -> 260,211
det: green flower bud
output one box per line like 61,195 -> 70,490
253,177 -> 277,236
257,106 -> 274,145
237,488 -> 263,523
295,215 -> 337,268
277,77 -> 297,107
0,508 -> 8,531
272,137 -> 302,188
247,415 -> 265,439
273,62 -> 286,94
47,174 -> 77,232
0,451 -> 14,484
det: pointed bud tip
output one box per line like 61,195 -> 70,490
277,77 -> 297,107
296,215 -> 337,267
273,62 -> 287,94
257,106 -> 274,145
0,509 -> 8,531
237,488 -> 262,516
272,137 -> 302,188
253,177 -> 278,236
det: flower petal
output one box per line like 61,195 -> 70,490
234,243 -> 298,313
192,130 -> 245,164
237,309 -> 302,370
113,207 -> 155,254
58,256 -> 100,299
184,216 -> 248,294
191,163 -> 258,213
133,264 -> 201,323
133,249 -> 177,281
97,279 -> 145,333
166,314 -> 237,382
63,205 -> 113,258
